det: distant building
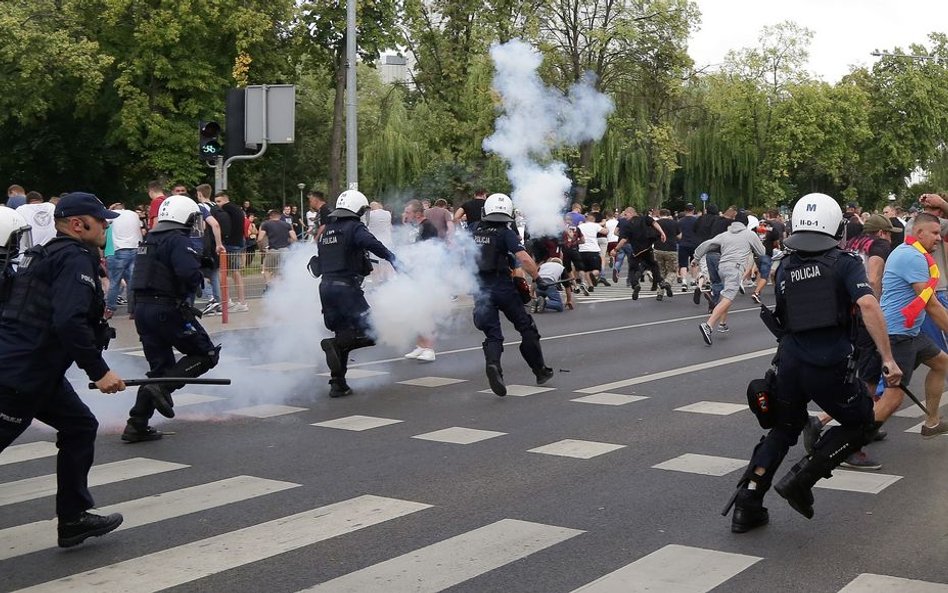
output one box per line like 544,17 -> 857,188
378,53 -> 414,87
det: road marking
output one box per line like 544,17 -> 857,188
837,573 -> 948,592
347,307 -> 762,368
0,475 -> 299,560
575,347 -> 777,394
571,393 -> 650,406
0,458 -> 188,507
0,441 -> 57,466
815,470 -> 902,494
570,544 -> 761,592
13,495 -> 432,593
477,385 -> 556,397
674,401 -> 747,416
248,361 -> 317,372
397,377 -> 468,388
173,393 -> 225,407
652,454 -> 747,477
312,415 -> 404,431
528,439 -> 626,459
299,519 -> 583,593
230,404 -> 308,418
411,427 -> 506,445
316,369 -> 389,379
893,394 -> 948,418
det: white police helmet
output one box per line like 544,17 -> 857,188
784,192 -> 844,252
332,190 -> 369,218
0,208 -> 32,256
483,193 -> 515,222
153,195 -> 201,233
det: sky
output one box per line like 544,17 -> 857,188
688,0 -> 948,82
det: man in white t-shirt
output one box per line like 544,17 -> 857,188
15,195 -> 56,246
105,204 -> 144,317
577,214 -> 609,289
535,257 -> 566,312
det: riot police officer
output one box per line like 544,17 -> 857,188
316,190 -> 398,397
123,195 -> 220,442
0,207 -> 31,307
0,192 -> 127,547
472,193 -> 553,396
728,193 -> 902,533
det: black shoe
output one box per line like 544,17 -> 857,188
599,278 -> 611,287
775,463 -> 815,519
731,490 -> 769,533
58,511 -> 123,548
656,291 -> 664,302
650,283 -> 658,292
141,384 -> 174,419
321,338 -> 344,376
693,286 -> 702,305
486,363 -> 506,396
534,366 -> 554,385
329,379 -> 352,398
632,286 -> 640,300
802,416 -> 823,455
612,269 -> 619,283
873,428 -> 888,442
121,423 -> 163,443
664,283 -> 674,298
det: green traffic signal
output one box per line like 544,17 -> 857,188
199,120 -> 222,162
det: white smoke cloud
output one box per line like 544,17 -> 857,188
483,39 -> 615,237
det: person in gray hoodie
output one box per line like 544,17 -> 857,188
694,221 -> 765,345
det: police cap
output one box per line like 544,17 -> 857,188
55,192 -> 120,220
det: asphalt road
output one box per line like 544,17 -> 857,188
2,284 -> 947,592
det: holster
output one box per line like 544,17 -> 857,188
94,320 -> 117,351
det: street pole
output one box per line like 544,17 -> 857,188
298,183 -> 306,238
346,0 -> 358,191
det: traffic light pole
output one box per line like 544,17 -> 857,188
215,85 -> 270,193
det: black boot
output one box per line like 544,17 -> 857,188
141,384 -> 174,419
321,338 -> 344,377
328,378 -> 353,398
632,284 -> 640,300
731,488 -> 769,533
534,366 -> 554,385
58,511 -> 124,548
775,457 -> 818,519
483,341 -> 506,396
121,420 -> 163,443
663,282 -> 674,298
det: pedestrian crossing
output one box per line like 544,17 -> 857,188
1,453 -> 945,592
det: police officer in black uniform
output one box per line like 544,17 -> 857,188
316,190 -> 398,397
123,195 -> 220,442
728,193 -> 902,533
0,192 -> 127,547
472,193 -> 553,396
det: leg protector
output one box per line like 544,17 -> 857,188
321,338 -> 345,379
518,327 -> 545,371
146,346 -> 220,419
775,422 -> 879,518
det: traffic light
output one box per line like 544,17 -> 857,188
199,120 -> 222,162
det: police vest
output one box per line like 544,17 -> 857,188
130,233 -> 181,299
778,249 -> 849,333
1,238 -> 101,331
473,223 -> 511,275
318,221 -> 372,278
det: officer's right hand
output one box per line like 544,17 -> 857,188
881,361 -> 903,387
95,371 -> 126,394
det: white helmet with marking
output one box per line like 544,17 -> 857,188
153,195 -> 201,233
784,193 -> 844,251
482,193 -> 514,222
0,208 -> 32,256
332,190 -> 369,218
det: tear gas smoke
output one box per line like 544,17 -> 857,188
483,39 -> 615,237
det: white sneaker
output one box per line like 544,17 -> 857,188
417,348 -> 436,362
228,302 -> 249,313
404,347 -> 424,359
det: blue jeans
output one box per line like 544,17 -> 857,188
537,283 -> 564,312
705,252 -> 723,303
106,248 -> 136,311
613,244 -> 633,282
919,292 -> 948,351
201,267 -> 221,302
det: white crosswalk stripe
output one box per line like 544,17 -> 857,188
0,475 -> 299,560
12,495 -> 431,593
0,441 -> 57,466
300,519 -> 583,592
0,458 -> 188,507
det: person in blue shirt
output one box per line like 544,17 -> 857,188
873,211 -> 948,437
0,192 -> 127,547
316,190 -> 398,397
471,193 -> 553,396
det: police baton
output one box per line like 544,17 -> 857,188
882,366 -> 929,416
87,378 -> 232,390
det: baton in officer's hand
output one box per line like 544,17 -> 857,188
87,377 -> 232,390
882,365 -> 928,416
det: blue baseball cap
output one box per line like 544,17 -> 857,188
54,192 -> 120,220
